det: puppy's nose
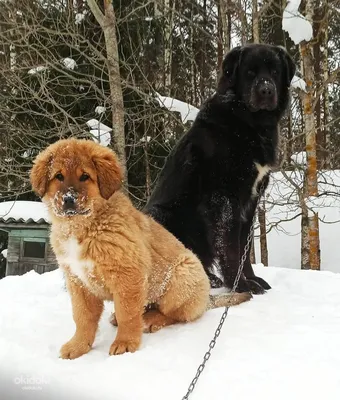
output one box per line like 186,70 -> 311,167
62,194 -> 76,210
64,196 -> 75,206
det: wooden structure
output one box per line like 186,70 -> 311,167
0,201 -> 57,276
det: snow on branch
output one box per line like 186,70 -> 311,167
28,65 -> 48,75
291,75 -> 307,92
155,93 -> 199,124
282,0 -> 313,45
86,119 -> 111,147
291,151 -> 307,166
62,57 -> 77,70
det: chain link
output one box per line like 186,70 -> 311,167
181,184 -> 265,400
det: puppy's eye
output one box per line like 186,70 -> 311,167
80,173 -> 90,182
248,70 -> 256,77
272,69 -> 278,75
55,173 -> 64,182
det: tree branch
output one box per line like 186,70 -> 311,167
313,66 -> 340,109
86,0 -> 105,27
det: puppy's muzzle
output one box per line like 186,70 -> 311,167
62,191 -> 78,214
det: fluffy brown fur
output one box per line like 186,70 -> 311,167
30,139 -> 251,359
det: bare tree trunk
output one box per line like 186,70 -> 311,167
143,144 -> 151,200
322,1 -> 330,167
287,110 -> 293,165
252,0 -> 260,43
299,0 -> 320,270
250,238 -> 256,265
301,202 -> 310,270
86,0 -> 127,182
314,2 -> 328,169
258,199 -> 268,266
154,0 -> 162,17
190,3 -> 196,105
217,0 -> 231,78
163,0 -> 175,95
238,0 -> 247,44
200,0 -> 208,101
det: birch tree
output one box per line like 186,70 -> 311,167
299,0 -> 320,270
86,0 -> 127,181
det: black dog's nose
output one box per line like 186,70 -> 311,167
257,82 -> 275,99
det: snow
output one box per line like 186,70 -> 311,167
28,66 -> 48,75
75,12 -> 86,25
0,266 -> 339,399
62,57 -> 77,70
156,93 -> 199,124
22,149 -> 33,159
282,0 -> 313,45
290,151 -> 307,166
86,119 -> 111,147
0,201 -> 49,223
291,75 -> 307,92
254,170 -> 340,273
140,135 -> 151,143
95,106 -> 106,115
1,249 -> 7,258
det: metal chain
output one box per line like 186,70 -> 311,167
181,185 -> 265,400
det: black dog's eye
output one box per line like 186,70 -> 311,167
80,173 -> 90,182
55,173 -> 64,182
247,70 -> 256,77
272,69 -> 278,75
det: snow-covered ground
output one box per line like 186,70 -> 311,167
0,266 -> 339,400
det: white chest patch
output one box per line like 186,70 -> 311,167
59,237 -> 94,286
252,162 -> 271,197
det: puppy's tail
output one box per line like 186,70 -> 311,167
207,292 -> 252,310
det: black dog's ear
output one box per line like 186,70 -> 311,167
277,46 -> 296,86
218,46 -> 242,93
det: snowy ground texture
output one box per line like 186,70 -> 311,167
1,266 -> 340,400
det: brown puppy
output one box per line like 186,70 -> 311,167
30,139 -> 251,359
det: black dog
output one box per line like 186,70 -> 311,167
145,44 -> 295,294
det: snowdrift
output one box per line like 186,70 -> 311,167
0,266 -> 339,400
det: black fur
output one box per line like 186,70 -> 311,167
145,44 -> 296,294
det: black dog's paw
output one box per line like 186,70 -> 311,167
234,277 -> 252,293
246,279 -> 266,295
208,273 -> 224,289
250,276 -> 271,290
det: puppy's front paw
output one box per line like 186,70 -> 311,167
59,338 -> 91,360
109,338 -> 140,356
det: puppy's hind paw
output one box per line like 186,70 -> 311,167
109,312 -> 118,326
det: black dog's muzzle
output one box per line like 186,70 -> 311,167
250,78 -> 277,111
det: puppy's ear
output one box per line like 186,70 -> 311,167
277,46 -> 296,86
30,149 -> 52,198
92,147 -> 123,200
217,46 -> 242,93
